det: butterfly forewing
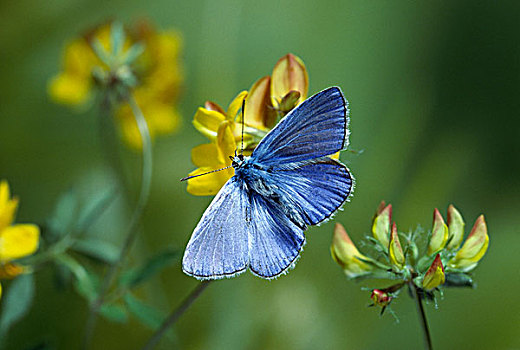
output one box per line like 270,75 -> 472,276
252,87 -> 349,166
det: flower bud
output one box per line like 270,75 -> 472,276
422,254 -> 445,290
446,204 -> 465,250
331,223 -> 371,278
245,76 -> 276,129
427,208 -> 448,255
372,201 -> 392,249
371,289 -> 392,307
389,223 -> 405,270
448,215 -> 489,271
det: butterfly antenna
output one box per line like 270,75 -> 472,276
240,97 -> 245,156
180,165 -> 232,182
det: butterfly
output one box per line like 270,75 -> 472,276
182,86 -> 354,280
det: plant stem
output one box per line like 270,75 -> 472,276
82,95 -> 153,350
141,281 -> 212,350
409,281 -> 433,350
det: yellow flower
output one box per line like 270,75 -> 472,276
48,21 -> 183,150
427,208 -> 449,255
422,254 -> 445,290
331,223 -> 372,278
188,53 -> 310,196
448,215 -> 489,271
0,180 -> 40,298
388,223 -> 405,270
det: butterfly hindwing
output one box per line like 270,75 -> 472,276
252,87 -> 349,166
248,192 -> 306,279
268,158 -> 353,226
182,178 -> 249,279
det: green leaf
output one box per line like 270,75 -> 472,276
122,43 -> 144,65
47,189 -> 78,240
99,302 -> 128,323
56,254 -> 97,301
110,21 -> 125,56
0,274 -> 35,337
72,238 -> 120,264
76,186 -> 118,234
123,293 -> 170,335
120,249 -> 180,288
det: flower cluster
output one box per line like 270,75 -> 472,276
48,21 -> 183,149
0,181 -> 39,298
187,54 -> 308,196
332,201 -> 489,313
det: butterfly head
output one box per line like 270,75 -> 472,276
230,153 -> 246,169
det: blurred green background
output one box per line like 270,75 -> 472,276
1,0 -> 519,349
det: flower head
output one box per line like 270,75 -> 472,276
331,223 -> 372,278
0,180 -> 40,298
371,289 -> 393,308
187,53 -> 309,196
448,215 -> 489,271
422,254 -> 445,290
49,20 -> 183,149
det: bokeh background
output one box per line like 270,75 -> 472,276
1,0 -> 519,349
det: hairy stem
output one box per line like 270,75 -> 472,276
82,95 -> 153,349
141,281 -> 212,350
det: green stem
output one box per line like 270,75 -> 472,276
141,281 -> 212,350
409,281 -> 433,350
82,94 -> 153,350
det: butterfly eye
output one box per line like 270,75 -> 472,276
238,154 -> 244,161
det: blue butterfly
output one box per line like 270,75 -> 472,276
183,86 -> 354,280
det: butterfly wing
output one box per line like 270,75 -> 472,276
268,158 -> 354,226
248,191 -> 306,279
182,178 -> 250,280
252,86 -> 349,166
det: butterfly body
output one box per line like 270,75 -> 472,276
183,87 -> 354,280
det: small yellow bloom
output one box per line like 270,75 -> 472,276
422,254 -> 445,290
448,215 -> 489,271
187,122 -> 236,196
49,21 -> 183,150
331,223 -> 372,278
427,208 -> 449,255
188,53 -> 310,196
388,223 -> 405,270
371,201 -> 392,249
446,204 -> 465,250
0,180 -> 40,298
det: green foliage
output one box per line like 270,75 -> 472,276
0,274 -> 35,338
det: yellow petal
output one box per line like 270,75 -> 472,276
204,101 -> 225,114
144,102 -> 181,135
186,166 -> 234,196
271,53 -> 309,107
63,39 -> 98,77
245,76 -> 276,130
48,73 -> 92,106
389,223 -> 405,269
191,143 -> 221,168
226,91 -> 248,122
0,224 -> 40,261
427,208 -> 449,255
331,223 -> 371,277
192,107 -> 227,140
216,122 -> 237,165
0,181 -> 18,230
446,204 -> 465,250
